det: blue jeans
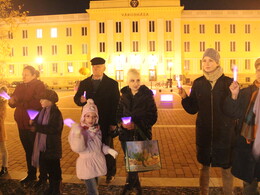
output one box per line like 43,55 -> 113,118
84,177 -> 98,195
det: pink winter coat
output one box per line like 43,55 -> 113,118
68,124 -> 110,180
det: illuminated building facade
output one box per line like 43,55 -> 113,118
3,0 -> 260,87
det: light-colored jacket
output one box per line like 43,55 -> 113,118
68,123 -> 110,180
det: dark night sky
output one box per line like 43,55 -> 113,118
13,0 -> 260,16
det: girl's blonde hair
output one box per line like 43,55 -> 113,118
127,68 -> 140,81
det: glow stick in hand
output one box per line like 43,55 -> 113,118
0,91 -> 10,100
64,118 -> 76,127
83,91 -> 86,98
233,65 -> 238,82
176,75 -> 182,88
121,117 -> 132,125
27,109 -> 39,120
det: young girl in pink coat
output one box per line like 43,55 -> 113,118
68,99 -> 118,195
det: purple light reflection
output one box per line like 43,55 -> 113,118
0,91 -> 10,100
27,109 -> 39,120
160,94 -> 173,102
121,117 -> 132,125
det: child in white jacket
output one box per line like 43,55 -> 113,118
68,99 -> 118,195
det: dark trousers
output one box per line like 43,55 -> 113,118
40,157 -> 62,183
18,128 -> 36,177
104,135 -> 116,177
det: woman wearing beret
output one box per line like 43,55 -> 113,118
178,48 -> 236,195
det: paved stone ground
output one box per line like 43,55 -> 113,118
0,179 -> 243,195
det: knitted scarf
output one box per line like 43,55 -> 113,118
241,81 -> 260,144
253,81 -> 260,158
203,66 -> 223,88
31,107 -> 51,167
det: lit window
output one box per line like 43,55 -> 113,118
36,29 -> 43,38
8,31 -> 13,39
22,46 -> 28,56
215,24 -> 220,34
99,42 -> 105,52
245,24 -> 250,34
245,41 -> 251,52
230,41 -> 236,52
149,41 -> 155,52
82,62 -> 88,68
200,42 -> 205,52
245,59 -> 251,70
52,45 -> 57,55
9,64 -> 14,74
52,63 -> 58,73
199,24 -> 205,34
10,48 -> 14,57
82,44 -> 87,54
184,42 -> 190,52
51,28 -> 57,38
166,40 -> 172,52
215,41 -> 221,52
22,30 -> 28,39
67,45 -> 72,55
37,46 -> 42,56
230,59 -> 236,70
67,62 -> 73,73
230,24 -> 236,34
132,41 -> 139,52
184,60 -> 190,71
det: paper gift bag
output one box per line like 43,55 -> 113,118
125,140 -> 161,172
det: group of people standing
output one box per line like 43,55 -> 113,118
0,48 -> 259,195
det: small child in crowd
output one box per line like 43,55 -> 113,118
68,99 -> 118,195
0,85 -> 9,176
31,89 -> 63,195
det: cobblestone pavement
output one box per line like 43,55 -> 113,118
0,179 -> 243,195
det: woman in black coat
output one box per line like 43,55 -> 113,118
178,48 -> 236,195
116,68 -> 157,195
225,58 -> 260,195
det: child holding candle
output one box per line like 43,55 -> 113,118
0,85 -> 9,176
30,89 -> 64,194
116,69 -> 158,195
68,99 -> 118,195
224,58 -> 260,195
178,48 -> 236,195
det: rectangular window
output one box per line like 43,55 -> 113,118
245,59 -> 251,70
149,21 -> 155,32
67,45 -> 72,55
82,27 -> 87,36
67,62 -> 73,73
36,29 -> 43,38
37,46 -> 42,56
22,46 -> 28,56
51,28 -> 57,38
166,40 -> 172,52
230,41 -> 236,52
215,24 -> 220,34
166,20 -> 172,32
38,64 -> 44,73
116,22 -> 122,33
52,63 -> 58,73
10,48 -> 14,57
8,31 -> 13,39
149,41 -> 155,52
52,45 -> 57,55
132,41 -> 139,52
184,60 -> 190,71
99,22 -> 105,34
246,77 -> 251,82
132,21 -> 138,33
82,62 -> 88,68
215,41 -> 221,52
184,42 -> 190,52
200,41 -> 205,52
199,24 -> 205,34
66,27 -> 72,36
22,30 -> 28,39
116,42 -> 122,52
82,44 -> 87,54
230,59 -> 236,70
9,64 -> 14,74
99,42 -> 105,52
245,41 -> 251,52
245,24 -> 250,34
184,24 -> 190,34
230,24 -> 236,34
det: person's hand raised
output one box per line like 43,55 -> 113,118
229,81 -> 239,100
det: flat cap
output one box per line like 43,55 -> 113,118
90,57 -> 106,65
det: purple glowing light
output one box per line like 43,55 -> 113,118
152,89 -> 156,95
233,65 -> 238,82
160,94 -> 173,102
121,117 -> 132,125
27,109 -> 39,120
0,91 -> 10,100
83,91 -> 86,98
64,118 -> 75,127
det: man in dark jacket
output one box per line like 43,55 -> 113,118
225,58 -> 260,195
74,57 -> 120,183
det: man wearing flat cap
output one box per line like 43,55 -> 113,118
74,57 -> 120,183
